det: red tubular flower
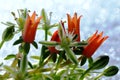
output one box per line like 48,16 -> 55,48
48,30 -> 60,53
49,13 -> 82,53
22,12 -> 42,43
67,13 -> 82,41
82,31 -> 109,58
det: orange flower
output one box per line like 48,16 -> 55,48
67,13 -> 82,41
22,12 -> 42,43
49,13 -> 82,53
82,31 -> 108,58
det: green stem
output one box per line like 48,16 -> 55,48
80,68 -> 91,80
20,54 -> 27,74
94,73 -> 103,80
45,29 -> 48,41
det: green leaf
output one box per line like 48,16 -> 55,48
31,56 -> 40,60
39,46 -> 50,65
28,61 -> 33,69
75,68 -> 85,73
4,65 -> 15,75
0,40 -> 4,49
64,46 -> 78,65
32,41 -> 38,49
56,69 -> 66,76
73,47 -> 83,55
52,53 -> 57,63
90,55 -> 109,70
88,57 -> 93,68
23,43 -> 30,54
13,38 -> 23,45
18,59 -> 21,68
49,23 -> 59,29
42,46 -> 50,60
58,51 -> 67,60
80,56 -> 87,66
39,41 -> 59,46
103,66 -> 119,77
4,54 -> 16,60
19,44 -> 24,53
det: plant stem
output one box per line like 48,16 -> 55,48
20,54 -> 27,74
80,68 -> 91,80
45,29 -> 48,41
94,73 -> 103,80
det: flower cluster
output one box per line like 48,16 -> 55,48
0,9 -> 119,80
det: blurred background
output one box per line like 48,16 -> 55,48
0,0 -> 120,80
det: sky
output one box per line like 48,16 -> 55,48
0,0 -> 120,79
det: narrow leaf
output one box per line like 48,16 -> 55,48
88,57 -> 93,68
0,40 -> 4,49
91,55 -> 109,70
32,41 -> 38,49
52,53 -> 57,63
31,56 -> 40,60
64,47 -> 78,65
13,38 -> 23,45
28,61 -> 33,69
39,46 -> 50,65
80,56 -> 87,66
23,43 -> 30,54
4,54 -> 16,60
103,66 -> 119,76
39,41 -> 59,46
